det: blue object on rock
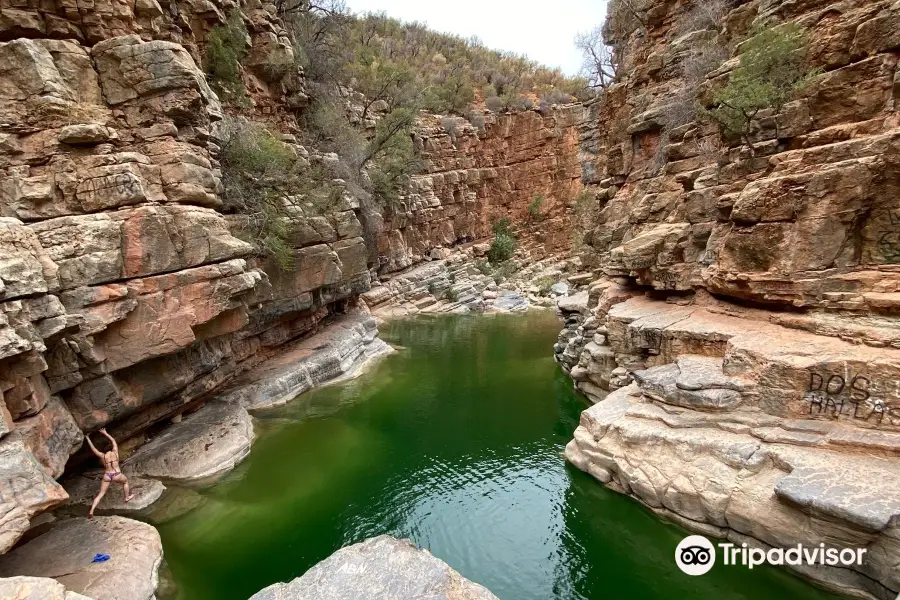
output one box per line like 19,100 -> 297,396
91,553 -> 110,563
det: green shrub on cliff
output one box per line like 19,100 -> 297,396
487,218 -> 517,265
490,261 -> 517,284
706,23 -> 819,153
527,194 -> 545,222
205,10 -> 250,104
492,217 -> 514,239
366,107 -> 422,207
534,275 -> 557,296
488,234 -> 516,265
219,118 -> 343,271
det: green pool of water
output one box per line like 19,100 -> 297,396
157,311 -> 840,600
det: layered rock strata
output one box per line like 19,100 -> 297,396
560,0 -> 900,597
561,290 -> 900,599
580,1 -> 900,311
214,314 -> 391,411
379,109 -> 585,272
0,0 -> 586,567
249,535 -> 499,600
363,249 -> 588,318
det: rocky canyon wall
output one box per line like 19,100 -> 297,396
379,108 -> 584,272
0,0 -> 585,555
561,1 -> 900,598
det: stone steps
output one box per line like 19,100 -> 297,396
566,382 -> 900,600
562,286 -> 900,600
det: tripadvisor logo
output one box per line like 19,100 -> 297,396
676,536 -> 716,576
675,535 -> 867,576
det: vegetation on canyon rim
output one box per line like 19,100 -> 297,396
206,0 -> 820,271
285,1 -> 590,113
203,1 -> 589,268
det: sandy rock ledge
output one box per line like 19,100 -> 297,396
0,516 -> 161,600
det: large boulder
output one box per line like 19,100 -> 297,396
0,218 -> 58,302
249,536 -> 499,600
0,516 -> 161,600
0,434 -> 68,553
91,35 -> 222,120
125,401 -> 253,485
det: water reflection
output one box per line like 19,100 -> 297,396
156,313 -> 840,600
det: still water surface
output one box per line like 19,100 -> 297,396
158,312 -> 839,600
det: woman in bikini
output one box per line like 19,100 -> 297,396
86,428 -> 135,518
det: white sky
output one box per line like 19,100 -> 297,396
343,0 -> 609,76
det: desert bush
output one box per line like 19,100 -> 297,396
491,261 -> 517,284
302,86 -> 420,208
205,10 -> 249,103
484,95 -> 504,112
219,118 -> 348,270
666,87 -> 701,130
286,9 -> 589,115
488,219 -> 517,264
679,0 -> 730,35
604,0 -> 651,44
441,116 -> 460,143
347,55 -> 418,121
527,194 -> 545,222
492,217 -> 514,238
502,92 -> 529,112
283,1 -> 350,82
541,89 -> 575,106
423,71 -> 476,114
220,119 -> 301,269
534,275 -> 557,296
683,43 -> 729,88
465,110 -> 487,131
488,234 -> 516,264
705,23 -> 819,153
475,259 -> 492,275
366,108 -> 422,207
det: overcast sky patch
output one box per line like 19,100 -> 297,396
343,0 -> 609,76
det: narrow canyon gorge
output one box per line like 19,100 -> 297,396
0,0 -> 898,598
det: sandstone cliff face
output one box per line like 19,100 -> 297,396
583,0 -> 900,311
562,1 -> 900,598
0,0 -> 585,554
379,108 -> 584,272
